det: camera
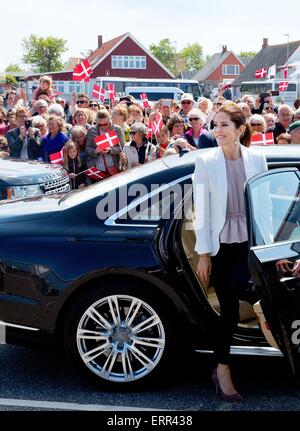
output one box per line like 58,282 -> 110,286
24,120 -> 32,130
259,92 -> 269,103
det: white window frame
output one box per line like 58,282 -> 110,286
111,55 -> 147,70
222,64 -> 240,75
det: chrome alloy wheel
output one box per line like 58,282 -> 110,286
76,295 -> 166,383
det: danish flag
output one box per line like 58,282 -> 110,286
107,84 -> 115,100
255,68 -> 267,79
92,85 -> 105,102
140,93 -> 150,108
279,81 -> 289,92
94,130 -> 120,151
150,112 -> 164,137
284,65 -> 289,79
72,60 -> 93,82
49,149 -> 64,165
251,132 -> 274,146
53,91 -> 63,97
147,127 -> 153,140
82,167 -> 107,181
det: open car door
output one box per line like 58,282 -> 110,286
245,167 -> 300,375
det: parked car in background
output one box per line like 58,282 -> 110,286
125,86 -> 184,103
1,146 -> 300,388
0,157 -> 70,200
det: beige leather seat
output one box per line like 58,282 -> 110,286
181,216 -> 257,324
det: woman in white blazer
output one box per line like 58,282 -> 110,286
192,102 -> 267,402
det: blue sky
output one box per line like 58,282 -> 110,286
1,0 -> 299,71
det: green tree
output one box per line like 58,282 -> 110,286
5,64 -> 24,73
22,35 -> 68,72
180,43 -> 204,71
5,75 -> 18,86
149,39 -> 177,74
239,51 -> 257,57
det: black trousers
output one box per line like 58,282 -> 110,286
211,242 -> 256,365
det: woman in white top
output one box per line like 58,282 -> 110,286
192,102 -> 267,401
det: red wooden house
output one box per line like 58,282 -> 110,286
27,33 -> 174,98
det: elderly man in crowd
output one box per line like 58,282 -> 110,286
179,93 -> 194,124
267,104 -> 294,140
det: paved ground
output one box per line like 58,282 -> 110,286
0,344 -> 299,412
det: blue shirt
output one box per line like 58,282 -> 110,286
39,131 -> 69,162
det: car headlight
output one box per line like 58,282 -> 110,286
5,185 -> 42,200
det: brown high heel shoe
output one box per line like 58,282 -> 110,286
212,369 -> 243,402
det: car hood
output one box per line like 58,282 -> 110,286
0,158 -> 65,186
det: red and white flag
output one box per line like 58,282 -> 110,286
284,64 -> 289,79
251,132 -> 274,146
73,60 -> 93,82
82,167 -> 107,181
49,149 -> 64,165
150,112 -> 164,137
107,84 -> 115,100
279,81 -> 289,92
94,130 -> 120,151
53,91 -> 63,97
255,68 -> 267,79
92,85 -> 105,102
140,93 -> 150,108
147,127 -> 153,140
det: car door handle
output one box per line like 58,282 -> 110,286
280,277 -> 297,283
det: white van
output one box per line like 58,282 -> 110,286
125,86 -> 184,103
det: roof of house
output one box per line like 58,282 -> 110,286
233,40 -> 300,86
238,56 -> 255,67
89,33 -> 128,65
88,32 -> 174,78
192,51 -> 233,81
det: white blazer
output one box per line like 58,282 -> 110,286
192,145 -> 268,256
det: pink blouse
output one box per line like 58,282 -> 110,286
219,157 -> 248,244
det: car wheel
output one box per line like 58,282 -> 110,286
63,283 -> 176,388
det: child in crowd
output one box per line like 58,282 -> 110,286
63,141 -> 86,190
276,133 -> 292,145
0,136 -> 9,157
156,126 -> 172,158
32,76 -> 56,103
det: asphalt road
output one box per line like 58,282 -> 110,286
0,344 -> 300,412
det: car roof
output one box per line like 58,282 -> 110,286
162,145 -> 300,169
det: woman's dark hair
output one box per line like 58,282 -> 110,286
216,101 -> 252,147
294,97 -> 300,110
167,114 -> 184,133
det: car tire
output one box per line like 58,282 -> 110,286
63,282 -> 177,388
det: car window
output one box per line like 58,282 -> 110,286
250,171 -> 300,245
115,185 -> 184,225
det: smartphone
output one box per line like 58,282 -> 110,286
271,90 -> 280,96
24,120 -> 32,130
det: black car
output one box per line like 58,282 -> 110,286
1,145 -> 300,388
0,157 -> 70,200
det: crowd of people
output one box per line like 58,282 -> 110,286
1,75 -> 300,189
